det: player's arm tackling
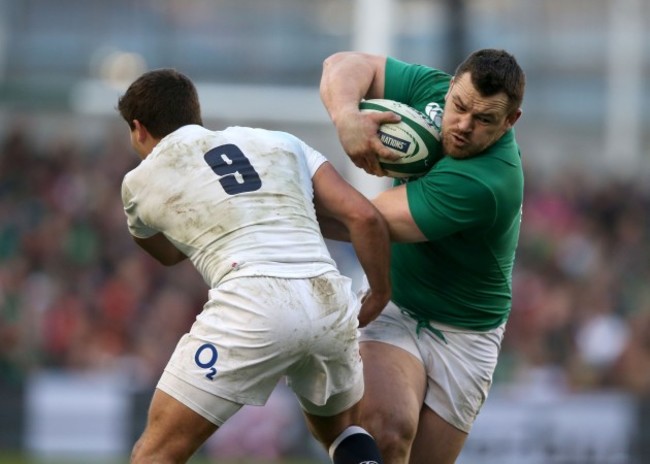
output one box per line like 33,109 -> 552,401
313,161 -> 391,327
133,233 -> 187,266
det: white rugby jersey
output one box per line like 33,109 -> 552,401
121,125 -> 338,287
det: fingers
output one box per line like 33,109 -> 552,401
368,112 -> 402,162
357,292 -> 389,327
358,303 -> 381,327
357,288 -> 370,303
341,110 -> 402,176
354,152 -> 384,177
370,109 -> 401,125
371,137 -> 400,162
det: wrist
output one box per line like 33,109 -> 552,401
368,286 -> 391,303
331,104 -> 361,129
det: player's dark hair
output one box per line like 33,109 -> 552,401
117,68 -> 203,139
455,49 -> 525,115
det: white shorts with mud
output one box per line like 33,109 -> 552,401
158,272 -> 364,426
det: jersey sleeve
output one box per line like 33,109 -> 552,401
121,177 -> 158,239
406,167 -> 497,240
296,137 -> 328,177
384,57 -> 452,108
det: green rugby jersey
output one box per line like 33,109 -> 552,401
383,57 -> 524,331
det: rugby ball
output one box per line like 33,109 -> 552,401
359,99 -> 442,178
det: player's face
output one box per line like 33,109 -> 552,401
441,72 -> 520,159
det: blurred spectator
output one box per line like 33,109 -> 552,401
2,119 -> 650,405
0,122 -> 202,385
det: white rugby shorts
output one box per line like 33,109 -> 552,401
360,301 -> 506,433
158,272 -> 364,425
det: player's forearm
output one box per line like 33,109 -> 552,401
348,213 -> 391,299
317,214 -> 351,242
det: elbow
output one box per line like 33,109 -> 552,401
322,51 -> 374,76
323,51 -> 352,69
352,206 -> 389,235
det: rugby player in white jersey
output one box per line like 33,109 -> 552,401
117,69 -> 389,464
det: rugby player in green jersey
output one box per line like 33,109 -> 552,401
320,49 -> 525,464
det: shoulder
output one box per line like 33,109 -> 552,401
443,136 -> 524,204
228,127 -> 326,176
226,126 -> 304,149
121,166 -> 141,205
163,124 -> 214,144
120,157 -> 157,205
122,158 -> 148,187
486,130 -> 522,160
476,132 -> 524,190
271,130 -> 328,174
385,57 -> 452,108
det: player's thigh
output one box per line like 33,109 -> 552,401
360,340 -> 427,439
134,389 -> 219,462
409,406 -> 468,464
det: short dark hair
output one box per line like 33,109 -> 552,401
455,49 -> 525,114
117,68 -> 203,139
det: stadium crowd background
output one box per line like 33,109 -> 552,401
0,0 -> 649,462
2,117 -> 650,395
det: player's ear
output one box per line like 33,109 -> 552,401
133,120 -> 150,144
444,77 -> 455,101
505,108 -> 522,129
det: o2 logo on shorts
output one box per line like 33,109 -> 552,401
194,343 -> 218,380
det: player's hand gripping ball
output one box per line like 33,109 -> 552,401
359,99 -> 442,178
